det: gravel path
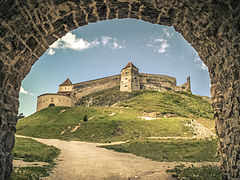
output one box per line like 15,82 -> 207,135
16,135 -> 218,180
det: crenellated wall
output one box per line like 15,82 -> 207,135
175,76 -> 191,93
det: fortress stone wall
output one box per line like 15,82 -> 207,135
36,62 -> 191,111
139,73 -> 177,91
37,94 -> 74,111
73,75 -> 121,100
175,77 -> 191,93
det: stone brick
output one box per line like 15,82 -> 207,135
75,10 -> 87,26
129,2 -> 141,19
53,13 -> 77,31
26,37 -> 38,51
45,35 -> 58,46
96,2 -> 107,20
141,7 -> 160,23
84,6 -> 98,23
0,0 -> 19,22
0,25 -> 8,39
0,0 -> 239,179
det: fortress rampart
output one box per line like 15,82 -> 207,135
37,94 -> 74,111
73,75 -> 121,100
36,62 -> 191,111
139,73 -> 177,91
73,73 -> 178,100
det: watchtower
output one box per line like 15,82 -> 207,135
58,78 -> 73,95
120,62 -> 140,92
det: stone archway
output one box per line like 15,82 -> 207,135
0,0 -> 239,179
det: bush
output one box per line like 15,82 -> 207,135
83,115 -> 88,122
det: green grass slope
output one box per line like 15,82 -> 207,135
118,91 -> 213,119
16,106 -> 193,142
100,139 -> 219,162
16,91 -> 213,142
77,88 -> 213,119
12,137 -> 60,180
13,137 -> 60,163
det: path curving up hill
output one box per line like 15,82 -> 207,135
15,135 -> 218,180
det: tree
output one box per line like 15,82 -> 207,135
17,113 -> 25,119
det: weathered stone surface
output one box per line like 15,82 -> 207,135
0,0 -> 239,179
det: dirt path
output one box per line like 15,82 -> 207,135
16,135 -> 218,180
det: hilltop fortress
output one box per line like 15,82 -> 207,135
37,62 -> 191,111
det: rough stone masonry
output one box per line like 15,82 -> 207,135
0,0 -> 239,179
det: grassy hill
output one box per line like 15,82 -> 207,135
76,87 -> 213,119
77,88 -> 213,119
118,91 -> 213,119
16,91 -> 214,142
16,106 -> 194,142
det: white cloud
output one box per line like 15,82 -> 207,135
29,92 -> 35,96
101,36 -> 125,50
101,36 -> 112,46
50,32 -> 91,50
194,55 -> 201,62
20,87 -> 28,94
163,28 -> 174,38
201,62 -> 208,71
48,49 -> 55,55
147,37 -> 170,54
194,54 -> 208,71
48,33 -> 125,55
90,39 -> 100,47
20,87 -> 34,96
112,39 -> 124,49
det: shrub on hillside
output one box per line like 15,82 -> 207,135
83,115 -> 88,122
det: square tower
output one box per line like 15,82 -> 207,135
120,62 -> 140,92
58,78 -> 74,95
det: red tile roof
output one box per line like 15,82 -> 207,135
59,78 -> 72,86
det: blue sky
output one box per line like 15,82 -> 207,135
19,19 -> 210,116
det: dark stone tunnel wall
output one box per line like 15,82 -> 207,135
0,0 -> 239,179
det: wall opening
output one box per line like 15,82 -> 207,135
48,103 -> 55,107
